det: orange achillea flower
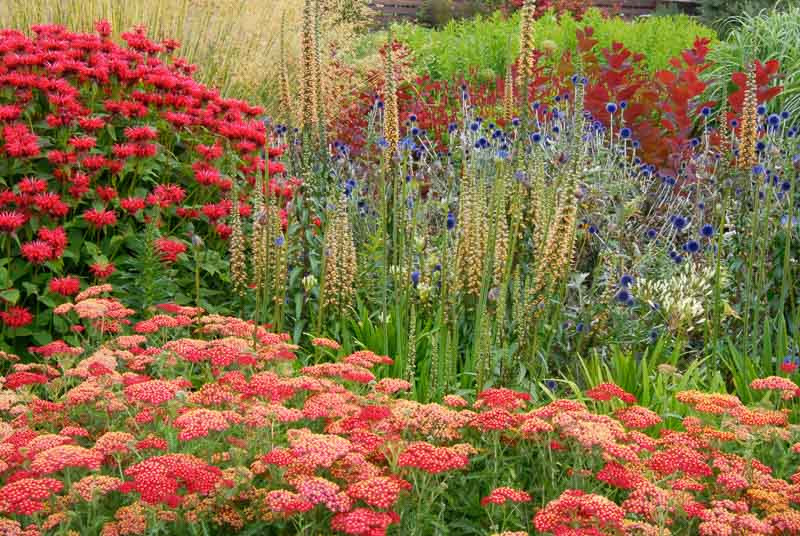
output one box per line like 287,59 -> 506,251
397,441 -> 470,474
343,350 -> 393,368
123,379 -> 182,405
585,382 -> 637,404
30,444 -> 104,474
614,405 -> 662,429
481,486 -> 532,507
311,337 -> 341,350
347,476 -> 411,509
534,489 -> 625,534
749,376 -> 799,400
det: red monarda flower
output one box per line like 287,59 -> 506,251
68,136 -> 96,151
49,276 -> 81,296
124,125 -> 158,141
32,192 -> 69,218
37,225 -> 67,252
2,123 -> 40,158
20,240 -> 53,264
1,306 -> 34,328
89,262 -> 115,279
120,197 -> 146,214
154,238 -> 187,263
82,208 -> 117,229
96,186 -> 117,202
0,210 -> 27,232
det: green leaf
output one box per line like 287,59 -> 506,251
0,288 -> 20,304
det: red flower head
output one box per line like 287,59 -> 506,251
21,240 -> 53,264
1,306 -> 34,328
155,237 -> 187,263
120,197 -> 146,215
49,276 -> 81,296
89,262 -> 115,279
481,487 -> 532,507
83,208 -> 117,229
38,226 -> 68,257
95,19 -> 112,37
586,383 -> 637,404
0,210 -> 28,233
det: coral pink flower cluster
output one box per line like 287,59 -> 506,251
0,288 -> 799,535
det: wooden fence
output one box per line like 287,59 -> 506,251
369,0 -> 699,23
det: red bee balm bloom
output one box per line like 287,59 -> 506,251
83,208 -> 117,229
49,276 -> 81,296
21,240 -> 53,264
154,238 -> 187,263
89,262 -> 115,279
1,306 -> 34,328
0,211 -> 27,232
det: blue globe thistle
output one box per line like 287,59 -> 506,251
554,95 -> 562,103
685,239 -> 700,253
757,104 -> 767,115
615,289 -> 630,303
620,274 -> 635,287
781,110 -> 790,120
544,379 -> 557,391
411,271 -> 420,286
781,181 -> 791,192
701,106 -> 711,117
552,125 -> 561,134
531,132 -> 543,143
563,93 -> 570,101
698,202 -> 705,210
667,176 -> 677,186
671,215 -> 688,230
756,141 -> 766,152
788,128 -> 797,138
576,322 -> 585,333
275,236 -> 285,247
606,102 -> 618,114
376,100 -> 384,110
648,329 -> 659,343
646,228 -> 657,239
446,212 -> 456,230
767,113 -> 781,127
632,140 -> 641,149
588,225 -> 598,235
620,127 -> 632,139
730,119 -> 739,128
411,127 -> 420,136
532,102 -> 541,110
448,123 -> 458,133
620,101 -> 628,110
409,113 -> 417,123
571,74 -> 580,84
511,117 -> 520,127
673,254 -> 684,264
469,121 -> 480,132
700,224 -> 714,237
